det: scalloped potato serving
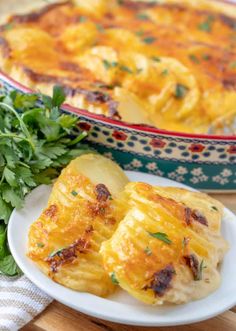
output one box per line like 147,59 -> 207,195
28,154 -> 129,296
101,182 -> 229,304
1,0 -> 236,133
28,154 -> 228,304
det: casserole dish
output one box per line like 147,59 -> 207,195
0,0 -> 235,192
1,71 -> 235,192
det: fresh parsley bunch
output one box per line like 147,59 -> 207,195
0,86 -> 89,276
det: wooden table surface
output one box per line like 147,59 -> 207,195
22,193 -> 236,331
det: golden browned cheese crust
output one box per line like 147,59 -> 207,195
28,154 -> 129,297
101,182 -> 228,304
1,0 -> 236,133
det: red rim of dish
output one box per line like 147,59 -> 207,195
1,0 -> 236,141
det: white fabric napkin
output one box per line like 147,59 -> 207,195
0,275 -> 52,331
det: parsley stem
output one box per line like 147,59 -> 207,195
0,132 -> 32,147
0,102 -> 35,151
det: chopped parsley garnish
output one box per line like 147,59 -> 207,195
71,190 -> 78,196
189,54 -> 200,64
161,69 -> 169,76
229,61 -> 236,69
110,272 -> 119,285
119,65 -> 133,73
174,84 -> 189,99
102,60 -> 118,70
136,68 -> 143,74
142,36 -> 156,44
144,246 -> 152,256
148,232 -> 172,245
37,242 -> 45,248
49,248 -> 65,258
3,23 -> 14,31
135,30 -> 144,37
196,260 -> 207,281
198,15 -> 214,32
136,13 -> 150,21
151,56 -> 161,62
96,24 -> 105,33
211,205 -> 218,211
79,16 -> 87,23
202,54 -> 210,61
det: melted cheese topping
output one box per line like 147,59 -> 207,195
1,0 -> 236,133
101,182 -> 229,304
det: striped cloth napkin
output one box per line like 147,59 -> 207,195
0,275 -> 52,331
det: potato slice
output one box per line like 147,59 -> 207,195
28,153 -> 129,297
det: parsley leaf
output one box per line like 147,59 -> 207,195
119,65 -> 133,73
142,36 -> 156,44
196,259 -> 207,281
110,272 -> 119,285
148,232 -> 172,244
136,13 -> 149,21
198,15 -> 214,32
103,60 -> 118,70
144,246 -> 152,256
174,84 -> 189,99
189,54 -> 200,64
0,255 -> 22,276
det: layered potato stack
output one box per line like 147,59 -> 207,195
28,154 -> 228,304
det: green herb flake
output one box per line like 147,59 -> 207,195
135,30 -> 144,37
49,248 -> 64,258
196,260 -> 207,281
37,242 -> 45,248
136,13 -> 150,21
71,190 -> 78,196
161,68 -> 169,76
229,61 -> 236,69
211,205 -> 218,212
119,65 -> 133,74
198,15 -> 214,32
96,24 -> 105,33
110,272 -> 119,285
3,23 -> 14,31
151,56 -> 161,62
136,68 -> 143,74
148,232 -> 172,245
103,59 -> 118,70
189,54 -> 200,64
142,36 -> 156,44
79,16 -> 87,23
202,54 -> 210,61
174,84 -> 189,99
144,246 -> 152,256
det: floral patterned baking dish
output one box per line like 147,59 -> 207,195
0,71 -> 235,192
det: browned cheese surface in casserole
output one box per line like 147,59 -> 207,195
0,0 -> 236,133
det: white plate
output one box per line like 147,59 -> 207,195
8,172 -> 236,326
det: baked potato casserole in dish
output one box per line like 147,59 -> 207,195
0,0 -> 235,192
0,0 -> 236,134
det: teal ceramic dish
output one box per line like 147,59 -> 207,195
0,72 -> 235,192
